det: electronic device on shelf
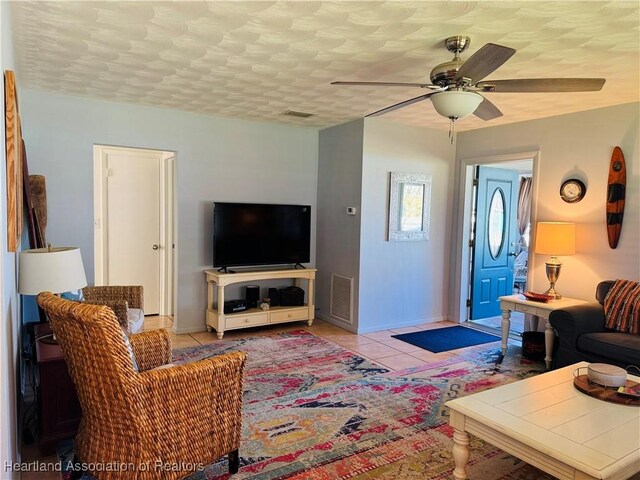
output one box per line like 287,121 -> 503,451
213,202 -> 311,269
523,291 -> 554,302
223,299 -> 247,314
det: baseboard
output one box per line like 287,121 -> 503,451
315,312 -> 356,333
356,315 -> 447,334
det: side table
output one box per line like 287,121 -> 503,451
35,324 -> 81,454
499,295 -> 587,369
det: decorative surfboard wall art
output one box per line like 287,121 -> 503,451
4,69 -> 23,252
606,146 -> 626,249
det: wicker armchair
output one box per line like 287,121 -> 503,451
37,292 -> 246,480
82,285 -> 144,333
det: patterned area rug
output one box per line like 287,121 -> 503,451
172,330 -> 389,404
60,330 -> 552,480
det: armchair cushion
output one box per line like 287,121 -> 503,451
121,330 -> 139,372
127,308 -> 144,334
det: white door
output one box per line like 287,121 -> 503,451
99,148 -> 162,314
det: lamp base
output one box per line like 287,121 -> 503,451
543,286 -> 562,300
545,258 -> 563,300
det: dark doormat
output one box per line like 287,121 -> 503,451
392,326 -> 501,353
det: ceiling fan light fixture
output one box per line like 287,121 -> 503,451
431,91 -> 483,120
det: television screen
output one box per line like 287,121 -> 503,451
213,202 -> 311,268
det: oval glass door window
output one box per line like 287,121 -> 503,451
488,188 -> 506,259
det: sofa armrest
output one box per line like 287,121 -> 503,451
550,303 -> 606,339
138,351 -> 246,464
129,329 -> 172,371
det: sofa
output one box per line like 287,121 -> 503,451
549,280 -> 640,369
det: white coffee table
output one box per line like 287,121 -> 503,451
499,295 -> 588,369
446,362 -> 640,480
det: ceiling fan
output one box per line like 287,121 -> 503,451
332,35 -> 606,126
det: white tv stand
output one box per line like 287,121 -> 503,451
204,268 -> 316,339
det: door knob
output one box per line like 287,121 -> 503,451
152,244 -> 159,250
508,252 -> 517,257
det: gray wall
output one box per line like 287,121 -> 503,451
358,119 -> 455,332
456,102 -> 639,304
316,119 -> 364,331
20,89 -> 319,333
0,2 -> 20,473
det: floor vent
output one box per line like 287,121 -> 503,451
330,274 -> 353,324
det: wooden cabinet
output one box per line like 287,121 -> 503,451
34,324 -> 81,454
205,269 -> 316,339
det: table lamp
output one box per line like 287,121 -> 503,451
18,246 -> 87,343
534,222 -> 575,299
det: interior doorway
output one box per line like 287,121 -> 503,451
93,145 -> 175,316
462,157 -> 534,335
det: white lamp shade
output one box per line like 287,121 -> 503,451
534,222 -> 576,256
18,247 -> 87,295
431,91 -> 483,119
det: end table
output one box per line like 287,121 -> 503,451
34,323 -> 81,454
499,295 -> 588,369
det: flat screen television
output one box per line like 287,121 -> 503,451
213,202 -> 311,268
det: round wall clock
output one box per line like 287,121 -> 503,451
560,178 -> 586,203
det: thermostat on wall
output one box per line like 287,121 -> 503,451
346,207 -> 357,215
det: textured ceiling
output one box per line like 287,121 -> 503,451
10,1 -> 640,131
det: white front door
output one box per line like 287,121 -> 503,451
97,147 -> 163,314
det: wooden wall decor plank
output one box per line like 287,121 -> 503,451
16,115 -> 23,241
4,70 -> 18,252
29,175 -> 47,247
22,139 -> 38,248
606,146 -> 626,249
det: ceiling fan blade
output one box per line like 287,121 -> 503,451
332,81 -> 439,89
473,95 -> 503,121
455,43 -> 516,83
476,78 -> 606,92
366,92 -> 436,117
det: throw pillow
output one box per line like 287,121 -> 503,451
120,328 -> 139,372
604,279 -> 640,334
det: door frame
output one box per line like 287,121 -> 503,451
93,145 -> 176,316
450,150 -> 540,324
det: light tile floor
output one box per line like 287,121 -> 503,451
471,311 -> 526,334
140,315 -> 518,373
21,315 -> 520,478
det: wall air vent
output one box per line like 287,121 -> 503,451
330,274 -> 353,325
282,110 -> 314,118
